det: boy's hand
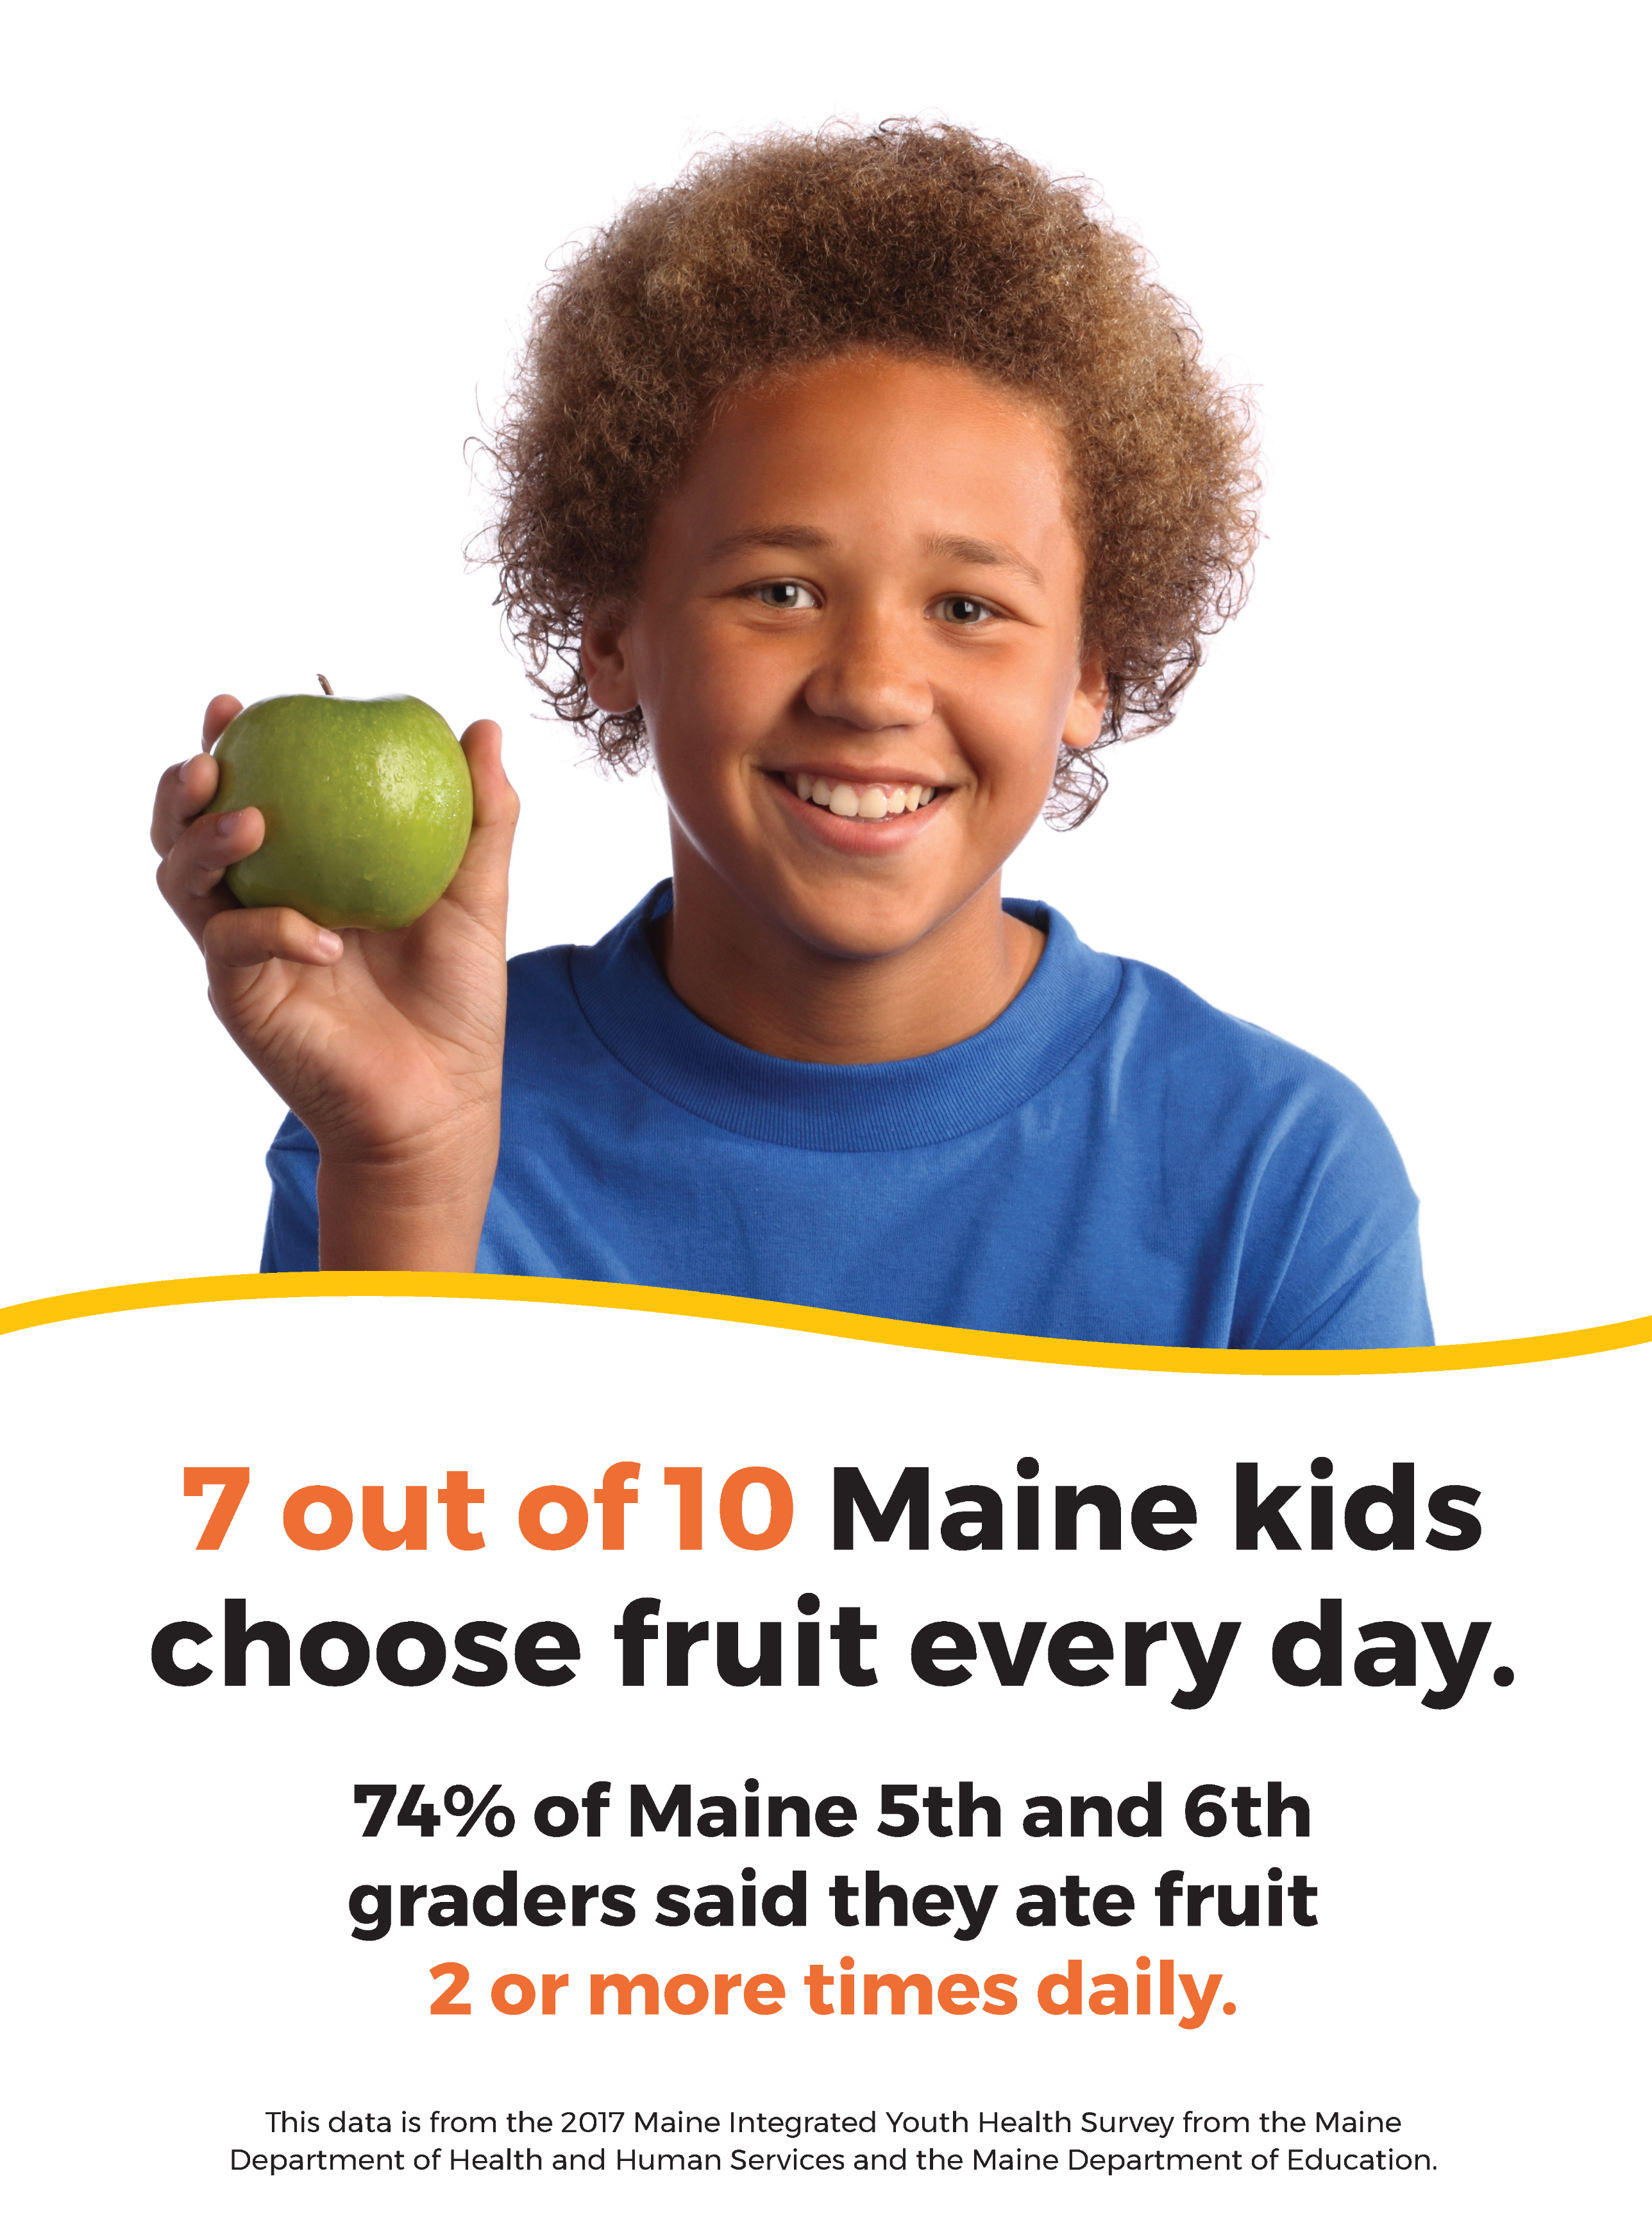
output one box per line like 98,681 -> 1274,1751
153,694 -> 518,1270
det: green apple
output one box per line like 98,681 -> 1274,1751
214,685 -> 473,931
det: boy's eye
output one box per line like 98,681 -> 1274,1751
750,580 -> 820,610
936,595 -> 993,625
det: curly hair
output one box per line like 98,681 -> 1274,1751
488,121 -> 1259,826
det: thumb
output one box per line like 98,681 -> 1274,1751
442,719 -> 517,927
462,720 -> 514,830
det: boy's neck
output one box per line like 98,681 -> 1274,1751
655,839 -> 1046,1066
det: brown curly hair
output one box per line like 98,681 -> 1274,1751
488,121 -> 1259,825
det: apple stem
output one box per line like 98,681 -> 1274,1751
317,673 -> 335,696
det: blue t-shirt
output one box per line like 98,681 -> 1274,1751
263,884 -> 1431,1349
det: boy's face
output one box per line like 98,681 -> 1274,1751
583,351 -> 1107,964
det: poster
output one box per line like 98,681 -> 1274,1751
5,1282 -> 1646,2220
3,2 -> 1646,2222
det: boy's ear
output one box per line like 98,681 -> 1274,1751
1061,645 -> 1111,752
580,605 -> 640,714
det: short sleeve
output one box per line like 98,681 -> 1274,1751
259,1112 -> 321,1272
1267,1216 -> 1433,1349
1233,1065 -> 1434,1350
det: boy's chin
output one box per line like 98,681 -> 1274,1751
768,882 -> 993,966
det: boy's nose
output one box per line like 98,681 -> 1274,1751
802,625 -> 934,731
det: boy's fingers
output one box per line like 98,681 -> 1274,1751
203,694 -> 243,747
203,904 -> 344,972
151,698 -> 239,854
151,750 -> 222,855
156,810 -> 269,947
160,806 -> 267,904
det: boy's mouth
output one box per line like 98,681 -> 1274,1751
773,771 -> 938,822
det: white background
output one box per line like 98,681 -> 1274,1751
3,0 -> 1648,1331
4,1293 -> 1645,2221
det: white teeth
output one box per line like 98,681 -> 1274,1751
786,773 -> 940,818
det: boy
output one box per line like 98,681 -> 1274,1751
152,123 -> 1430,1349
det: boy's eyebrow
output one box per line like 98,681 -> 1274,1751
925,532 -> 1044,587
704,523 -> 832,562
701,524 -> 1044,589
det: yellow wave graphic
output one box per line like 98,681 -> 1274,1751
1,1271 -> 1646,1375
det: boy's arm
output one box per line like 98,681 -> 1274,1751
1265,1219 -> 1433,1351
1235,1068 -> 1433,1352
153,695 -> 517,1272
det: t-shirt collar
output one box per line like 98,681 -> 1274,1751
568,880 -> 1120,1152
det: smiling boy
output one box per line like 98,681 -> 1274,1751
153,123 -> 1431,1348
